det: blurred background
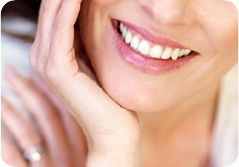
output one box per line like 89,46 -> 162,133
2,0 -> 40,40
1,0 -> 40,117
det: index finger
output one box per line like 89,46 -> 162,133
31,0 -> 63,69
48,0 -> 83,67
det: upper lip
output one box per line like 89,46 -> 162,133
119,20 -> 191,50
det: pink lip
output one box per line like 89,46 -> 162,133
120,21 -> 187,49
112,20 -> 199,74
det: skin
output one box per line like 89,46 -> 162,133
78,0 -> 237,166
79,0 -> 238,166
2,0 -> 237,167
79,0 -> 238,113
1,68 -> 87,167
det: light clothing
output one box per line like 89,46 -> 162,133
211,64 -> 238,167
1,16 -> 238,167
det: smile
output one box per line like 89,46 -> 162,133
112,20 -> 199,74
119,22 -> 192,60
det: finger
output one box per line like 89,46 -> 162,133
60,113 -> 88,167
38,0 -> 139,150
1,131 -> 27,167
42,0 -> 115,122
1,98 -> 42,152
52,0 -> 82,54
53,107 -> 88,167
30,152 -> 51,167
45,65 -> 139,147
1,98 -> 50,167
31,74 -> 88,167
4,67 -> 74,167
38,0 -> 63,37
35,0 -> 63,71
29,34 -> 40,69
46,0 -> 83,77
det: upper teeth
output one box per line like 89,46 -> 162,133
119,23 -> 192,60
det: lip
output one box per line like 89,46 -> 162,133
120,21 -> 188,49
112,19 -> 199,74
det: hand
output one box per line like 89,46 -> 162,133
29,0 -> 141,166
1,68 -> 87,167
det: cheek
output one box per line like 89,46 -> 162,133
210,26 -> 238,72
103,76 -> 189,113
96,63 -> 187,113
102,78 -> 163,112
213,25 -> 238,56
204,3 -> 238,55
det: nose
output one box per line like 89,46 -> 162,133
137,0 -> 191,26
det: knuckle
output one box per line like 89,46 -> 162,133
54,17 -> 65,32
54,13 -> 71,32
41,0 -> 55,14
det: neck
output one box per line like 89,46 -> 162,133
138,81 -> 220,166
138,80 -> 220,138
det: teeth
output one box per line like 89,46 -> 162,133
179,49 -> 185,57
120,23 -> 124,33
119,22 -> 192,60
130,35 -> 140,49
184,49 -> 191,55
161,47 -> 173,59
138,40 -> 150,55
125,31 -> 132,44
149,45 -> 163,58
122,26 -> 127,38
171,49 -> 180,60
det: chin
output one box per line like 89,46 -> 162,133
117,99 -> 167,113
79,1 -> 232,115
102,82 -> 176,113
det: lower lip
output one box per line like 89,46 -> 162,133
112,21 -> 198,75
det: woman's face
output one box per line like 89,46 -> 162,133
79,0 -> 238,113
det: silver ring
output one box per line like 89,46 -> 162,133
23,146 -> 44,162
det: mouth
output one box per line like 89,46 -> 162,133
119,22 -> 193,60
112,20 -> 199,74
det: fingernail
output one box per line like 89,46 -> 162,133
5,67 -> 20,82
